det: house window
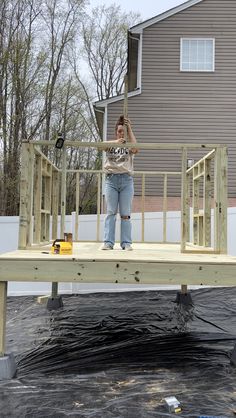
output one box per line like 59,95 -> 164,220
128,32 -> 141,91
180,38 -> 215,72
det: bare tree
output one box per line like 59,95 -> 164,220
36,0 -> 84,142
0,1 -> 141,216
81,4 -> 141,101
0,0 -> 42,214
0,0 -> 86,215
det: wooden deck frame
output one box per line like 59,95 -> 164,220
18,140 -> 227,254
0,140 -> 231,359
184,146 -> 228,254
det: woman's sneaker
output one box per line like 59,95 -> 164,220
101,243 -> 113,250
122,244 -> 133,251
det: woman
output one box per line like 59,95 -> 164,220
102,115 -> 138,251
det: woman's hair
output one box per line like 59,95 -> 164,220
115,115 -> 124,131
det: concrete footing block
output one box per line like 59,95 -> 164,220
175,291 -> 193,307
0,353 -> 16,380
230,344 -> 236,366
46,295 -> 63,311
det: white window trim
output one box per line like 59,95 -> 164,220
180,37 -> 215,72
137,33 -> 143,89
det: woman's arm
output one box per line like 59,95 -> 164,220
103,137 -> 126,151
125,118 -> 138,154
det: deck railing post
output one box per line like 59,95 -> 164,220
60,146 -> 67,239
181,147 -> 187,252
214,146 -> 227,253
141,174 -> 145,242
75,172 -> 80,241
34,153 -> 42,244
18,142 -> 34,249
96,173 -> 101,241
203,158 -> 212,247
185,172 -> 190,243
52,169 -> 59,240
163,174 -> 167,242
193,166 -> 200,245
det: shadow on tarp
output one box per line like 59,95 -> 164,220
1,288 -> 236,417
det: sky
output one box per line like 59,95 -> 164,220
89,0 -> 189,21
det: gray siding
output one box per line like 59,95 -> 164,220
106,0 -> 236,197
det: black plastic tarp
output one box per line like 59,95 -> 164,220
1,287 -> 236,417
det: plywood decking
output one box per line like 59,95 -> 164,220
0,242 -> 236,286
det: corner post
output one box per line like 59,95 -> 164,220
214,146 -> 227,253
60,146 -> 67,239
181,147 -> 188,252
52,169 -> 59,240
18,142 -> 34,249
203,158 -> 212,247
75,172 -> 80,241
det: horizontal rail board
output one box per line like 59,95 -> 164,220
29,140 -> 224,150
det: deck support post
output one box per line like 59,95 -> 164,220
46,283 -> 63,311
0,282 -> 16,380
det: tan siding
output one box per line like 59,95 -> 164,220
106,0 -> 236,198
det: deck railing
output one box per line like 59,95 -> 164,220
66,169 -> 182,242
18,141 -> 228,254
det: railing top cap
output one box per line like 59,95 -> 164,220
27,140 -> 226,150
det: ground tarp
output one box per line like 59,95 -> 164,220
1,287 -> 236,417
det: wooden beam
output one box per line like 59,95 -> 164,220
67,170 -> 182,175
96,173 -> 101,242
29,140 -> 224,150
193,177 -> 200,245
214,147 -> 227,253
51,282 -> 58,298
185,173 -> 190,243
44,165 -> 52,242
0,282 -> 7,357
123,74 -> 128,141
218,147 -> 228,253
34,146 -> 59,171
141,174 -> 145,242
60,147 -> 67,239
181,284 -> 188,294
203,158 -> 211,247
163,174 -> 167,243
181,147 -> 187,252
27,145 -> 35,246
1,258 -> 236,285
18,143 -> 33,249
75,172 -> 80,241
187,148 -> 216,173
52,169 -> 59,240
34,154 -> 42,244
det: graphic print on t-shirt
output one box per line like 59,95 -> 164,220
106,147 -> 129,163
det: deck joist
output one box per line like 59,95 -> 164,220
0,243 -> 236,286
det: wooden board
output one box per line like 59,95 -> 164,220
0,243 -> 236,286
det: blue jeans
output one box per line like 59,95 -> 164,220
104,173 -> 134,247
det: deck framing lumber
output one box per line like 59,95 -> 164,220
0,282 -> 7,356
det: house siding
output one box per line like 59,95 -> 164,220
106,0 -> 236,199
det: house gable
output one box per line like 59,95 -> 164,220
102,0 -> 236,199
130,0 -> 204,34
